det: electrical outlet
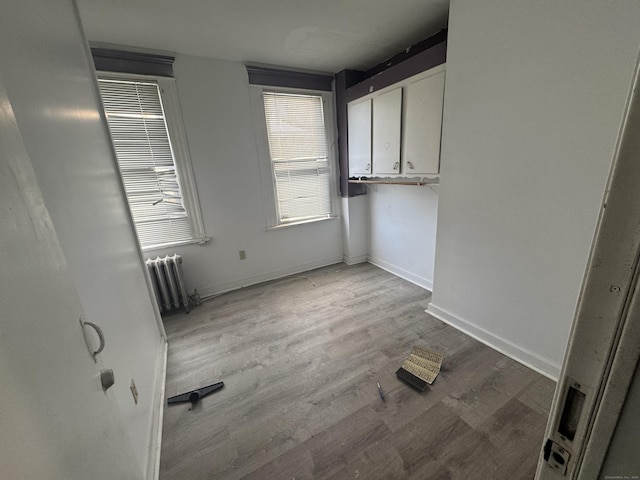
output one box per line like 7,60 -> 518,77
239,250 -> 246,260
130,379 -> 139,405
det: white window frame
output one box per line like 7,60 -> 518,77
250,85 -> 340,229
97,71 -> 208,250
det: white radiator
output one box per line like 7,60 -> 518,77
146,254 -> 190,314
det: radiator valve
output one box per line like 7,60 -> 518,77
190,289 -> 201,308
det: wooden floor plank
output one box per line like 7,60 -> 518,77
477,397 -> 549,479
159,263 -> 555,479
326,441 -> 408,480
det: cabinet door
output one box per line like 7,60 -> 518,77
402,70 -> 445,175
347,99 -> 372,176
373,88 -> 402,175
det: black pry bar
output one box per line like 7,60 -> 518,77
167,381 -> 224,407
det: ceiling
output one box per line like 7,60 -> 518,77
76,0 -> 449,74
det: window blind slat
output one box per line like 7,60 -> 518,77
98,77 -> 192,247
262,92 -> 333,223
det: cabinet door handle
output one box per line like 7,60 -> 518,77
408,161 -> 414,169
394,162 -> 399,170
366,163 -> 371,171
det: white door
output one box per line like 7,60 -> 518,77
372,88 -> 402,175
0,83 -> 139,479
402,68 -> 445,175
348,98 -> 372,176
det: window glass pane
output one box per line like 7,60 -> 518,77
263,92 -> 332,223
98,78 -> 192,247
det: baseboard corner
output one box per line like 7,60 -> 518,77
367,255 -> 433,291
426,303 -> 559,380
343,254 -> 367,265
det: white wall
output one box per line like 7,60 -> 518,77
367,185 -> 438,290
0,1 -> 165,477
146,54 -> 344,295
428,0 -> 640,378
341,195 -> 368,265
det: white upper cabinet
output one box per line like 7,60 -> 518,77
402,69 -> 445,175
347,99 -> 372,176
372,88 -> 402,175
347,63 -> 446,179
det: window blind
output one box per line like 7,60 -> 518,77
98,78 -> 192,249
263,92 -> 332,223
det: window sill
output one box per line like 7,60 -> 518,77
265,215 -> 339,231
141,237 -> 210,252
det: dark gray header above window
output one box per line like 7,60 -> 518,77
91,48 -> 175,77
246,65 -> 333,92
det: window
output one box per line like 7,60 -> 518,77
253,88 -> 338,227
97,74 -> 206,250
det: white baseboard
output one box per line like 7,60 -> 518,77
199,255 -> 344,297
367,255 -> 433,291
146,339 -> 168,480
343,254 -> 368,265
426,303 -> 559,380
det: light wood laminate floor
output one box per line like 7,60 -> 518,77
160,263 -> 555,480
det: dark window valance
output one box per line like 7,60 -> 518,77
246,65 -> 333,92
91,48 -> 174,77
